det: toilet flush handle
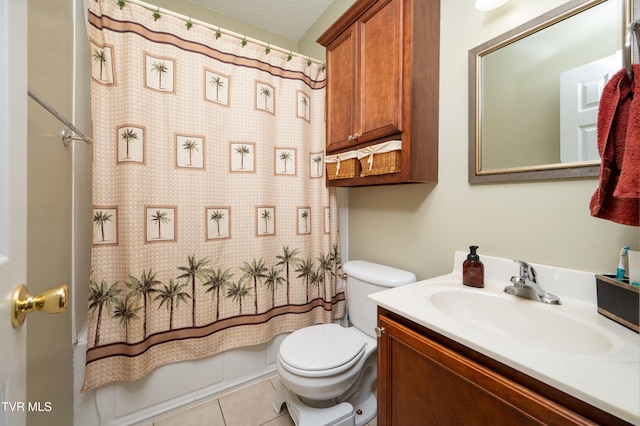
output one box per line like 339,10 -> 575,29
374,326 -> 385,337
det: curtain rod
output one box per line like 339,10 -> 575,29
28,88 -> 93,145
125,0 -> 325,66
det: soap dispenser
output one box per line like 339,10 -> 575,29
463,245 -> 484,288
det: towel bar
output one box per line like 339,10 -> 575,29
624,19 -> 640,81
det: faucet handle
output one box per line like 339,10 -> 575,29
510,275 -> 525,288
513,259 -> 537,283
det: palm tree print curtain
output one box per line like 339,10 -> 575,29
83,0 -> 344,391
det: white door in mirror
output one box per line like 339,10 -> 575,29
560,50 -> 621,163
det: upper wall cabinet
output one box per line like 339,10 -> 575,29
318,0 -> 440,187
324,0 -> 401,153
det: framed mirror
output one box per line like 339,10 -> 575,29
469,0 -> 638,183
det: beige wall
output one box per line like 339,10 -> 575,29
149,0 -> 355,62
346,0 -> 638,279
26,0 -> 638,424
27,0 -> 75,424
150,0 -> 299,52
298,0 -> 356,59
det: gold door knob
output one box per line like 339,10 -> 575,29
11,284 -> 68,329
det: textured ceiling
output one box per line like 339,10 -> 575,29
187,0 -> 334,41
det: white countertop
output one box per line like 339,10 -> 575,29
368,252 -> 640,424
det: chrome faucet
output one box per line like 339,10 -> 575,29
504,260 -> 561,305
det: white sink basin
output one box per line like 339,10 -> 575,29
421,286 -> 617,355
369,254 -> 640,424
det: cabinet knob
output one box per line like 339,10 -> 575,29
375,326 -> 385,337
347,133 -> 360,143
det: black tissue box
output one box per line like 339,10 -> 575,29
595,274 -> 639,333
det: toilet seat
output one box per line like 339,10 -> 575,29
279,324 -> 366,378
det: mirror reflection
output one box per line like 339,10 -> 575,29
470,0 -> 628,182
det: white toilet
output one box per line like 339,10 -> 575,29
274,260 -> 416,426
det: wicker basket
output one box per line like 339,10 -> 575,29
358,140 -> 402,176
325,151 -> 360,180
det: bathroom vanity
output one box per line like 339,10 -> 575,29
369,253 -> 639,425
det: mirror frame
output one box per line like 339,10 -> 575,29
469,0 -> 635,183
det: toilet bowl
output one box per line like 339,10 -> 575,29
274,261 -> 416,426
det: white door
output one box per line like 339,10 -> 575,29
560,51 -> 621,163
0,1 -> 28,425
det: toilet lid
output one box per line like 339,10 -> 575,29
279,324 -> 366,376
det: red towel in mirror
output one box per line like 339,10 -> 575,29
589,64 -> 639,227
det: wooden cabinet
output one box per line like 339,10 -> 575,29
317,0 -> 439,186
377,308 -> 632,426
323,0 -> 401,153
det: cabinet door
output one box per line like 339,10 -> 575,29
326,23 -> 357,152
377,315 -> 595,426
358,0 -> 402,143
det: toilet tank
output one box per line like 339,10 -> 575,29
342,261 -> 416,338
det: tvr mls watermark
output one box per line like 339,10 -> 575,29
1,401 -> 52,412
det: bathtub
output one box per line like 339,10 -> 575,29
73,324 -> 287,425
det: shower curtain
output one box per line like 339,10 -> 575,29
83,0 -> 344,391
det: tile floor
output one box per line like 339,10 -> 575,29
152,376 -> 377,426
